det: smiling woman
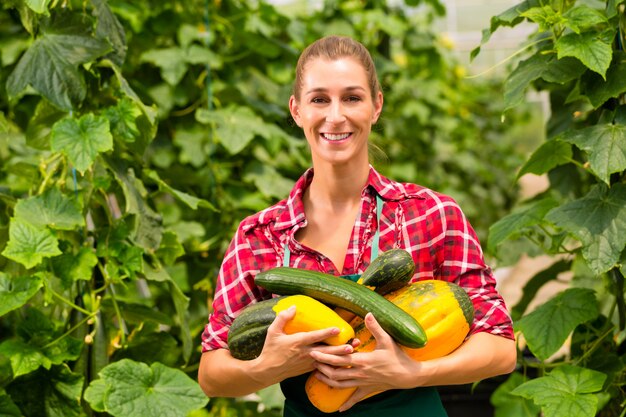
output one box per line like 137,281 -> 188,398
198,35 -> 516,417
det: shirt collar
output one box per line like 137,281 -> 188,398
273,165 -> 412,232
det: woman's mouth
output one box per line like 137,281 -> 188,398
321,133 -> 351,141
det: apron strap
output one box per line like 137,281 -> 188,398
283,194 -> 384,268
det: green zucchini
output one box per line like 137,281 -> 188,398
359,248 -> 415,294
255,267 -> 427,348
228,295 -> 355,360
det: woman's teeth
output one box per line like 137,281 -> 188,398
323,133 -> 350,141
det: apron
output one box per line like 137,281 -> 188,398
279,195 -> 447,417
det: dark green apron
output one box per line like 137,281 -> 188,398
279,195 -> 447,416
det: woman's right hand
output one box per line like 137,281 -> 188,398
254,305 -> 355,382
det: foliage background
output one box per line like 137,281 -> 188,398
0,0 -> 541,416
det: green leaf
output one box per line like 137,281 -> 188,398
51,113 -> 113,174
51,247 -> 98,288
0,273 -> 43,317
512,365 -> 606,417
140,47 -> 188,86
83,379 -> 107,412
515,288 -> 598,360
0,392 -> 21,417
521,6 -> 565,32
7,365 -> 84,417
103,97 -> 142,143
563,5 -> 608,34
579,52 -> 626,108
546,184 -> 626,274
6,12 -> 111,110
24,0 -> 51,14
195,106 -> 276,155
517,139 -> 573,177
106,159 -> 163,251
84,359 -> 208,417
556,31 -> 613,78
0,339 -> 51,378
2,218 -> 62,269
488,197 -> 559,253
491,372 -> 541,417
504,53 -> 585,111
92,0 -> 127,66
243,162 -> 294,200
14,187 -> 84,230
156,231 -> 185,266
144,169 -> 216,211
557,123 -> 626,184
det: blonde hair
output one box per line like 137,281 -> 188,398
292,35 -> 381,102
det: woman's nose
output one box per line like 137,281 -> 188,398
326,102 -> 346,123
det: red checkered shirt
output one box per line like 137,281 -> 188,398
201,166 -> 514,352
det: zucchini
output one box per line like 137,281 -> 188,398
358,248 -> 415,294
254,267 -> 427,348
228,295 -> 354,360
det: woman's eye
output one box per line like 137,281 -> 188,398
346,96 -> 362,102
311,97 -> 326,103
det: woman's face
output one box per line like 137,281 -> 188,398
289,57 -> 383,167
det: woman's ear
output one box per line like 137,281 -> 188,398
372,91 -> 384,124
289,95 -> 302,127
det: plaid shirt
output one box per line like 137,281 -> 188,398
201,166 -> 514,352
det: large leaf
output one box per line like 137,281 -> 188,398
84,359 -> 208,417
0,339 -> 51,378
0,273 -> 43,317
504,53 -> 585,111
14,187 -> 84,230
515,288 -> 598,360
51,113 -> 113,174
557,123 -> 626,184
488,197 -> 559,253
555,30 -> 613,79
1,218 -> 62,269
195,106 -> 286,155
562,5 -> 608,34
546,184 -> 626,274
580,51 -> 626,108
144,169 -> 216,211
517,139 -> 573,177
92,0 -> 127,66
51,247 -> 98,288
7,365 -> 84,417
6,11 -> 111,110
512,365 -> 606,417
106,159 -> 163,251
491,372 -> 541,417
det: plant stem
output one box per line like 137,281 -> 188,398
465,37 -> 551,79
573,326 -> 616,367
41,311 -> 97,350
48,287 -> 92,316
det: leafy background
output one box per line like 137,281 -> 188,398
5,0 -> 621,416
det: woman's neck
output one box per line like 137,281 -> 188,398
306,161 -> 370,212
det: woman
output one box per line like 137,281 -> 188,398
198,35 -> 516,416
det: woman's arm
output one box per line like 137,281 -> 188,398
198,306 -> 355,398
310,313 -> 516,412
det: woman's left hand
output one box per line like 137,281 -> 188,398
309,312 -> 421,412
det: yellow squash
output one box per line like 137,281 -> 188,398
305,280 -> 474,413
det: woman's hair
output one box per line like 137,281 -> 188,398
292,35 -> 381,102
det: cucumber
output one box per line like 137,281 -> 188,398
255,267 -> 427,348
359,248 -> 415,294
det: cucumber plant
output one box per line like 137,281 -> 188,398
473,1 -> 626,416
